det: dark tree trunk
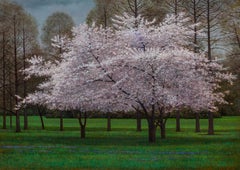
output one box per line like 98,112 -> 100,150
37,107 -> 45,130
195,112 -> 200,132
80,124 -> 86,138
176,111 -> 181,132
9,99 -> 12,129
15,110 -> 21,132
8,71 -> 13,129
193,0 -> 198,53
78,111 -> 87,139
60,112 -> 63,131
13,15 -> 20,133
107,112 -> 111,131
147,118 -> 156,143
208,112 -> 214,135
136,112 -> 142,131
207,0 -> 212,61
22,22 -> 28,130
40,113 -> 45,130
160,123 -> 166,139
2,32 -> 6,129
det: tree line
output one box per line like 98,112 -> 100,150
0,0 -> 74,131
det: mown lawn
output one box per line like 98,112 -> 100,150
0,116 -> 239,169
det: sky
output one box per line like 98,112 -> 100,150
12,0 -> 95,29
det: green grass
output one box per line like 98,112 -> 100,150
0,116 -> 239,169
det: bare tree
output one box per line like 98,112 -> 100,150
0,0 -> 39,131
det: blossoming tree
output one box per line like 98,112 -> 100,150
23,14 -> 233,142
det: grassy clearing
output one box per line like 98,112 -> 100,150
0,116 -> 239,169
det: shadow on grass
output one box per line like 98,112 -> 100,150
2,132 -> 239,147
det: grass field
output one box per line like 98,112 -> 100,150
0,116 -> 239,169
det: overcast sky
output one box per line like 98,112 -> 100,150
12,0 -> 95,29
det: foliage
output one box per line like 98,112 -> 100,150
41,11 -> 75,56
86,0 -> 166,27
23,13 -> 234,141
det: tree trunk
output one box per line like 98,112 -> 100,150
22,22 -> 28,130
207,0 -> 212,61
80,124 -> 86,138
8,72 -> 13,129
208,112 -> 214,135
78,111 -> 87,139
176,111 -> 180,132
13,15 -> 20,133
60,112 -> 63,131
40,113 -> 45,130
15,110 -> 21,132
160,123 -> 166,139
37,107 -> 45,129
2,32 -> 6,129
195,112 -> 200,132
147,118 -> 156,143
136,112 -> 142,131
107,112 -> 111,131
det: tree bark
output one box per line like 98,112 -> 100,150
136,112 -> 142,131
176,111 -> 181,132
80,124 -> 86,138
160,123 -> 166,139
2,32 -> 6,129
22,21 -> 28,130
195,112 -> 200,132
207,0 -> 212,61
40,113 -> 45,130
60,112 -> 63,131
208,112 -> 214,135
37,107 -> 45,129
107,112 -> 111,131
8,70 -> 13,129
147,118 -> 156,143
15,110 -> 21,133
78,111 -> 87,139
13,15 -> 20,133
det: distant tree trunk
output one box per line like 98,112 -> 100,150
193,0 -> 198,53
136,112 -> 142,131
147,117 -> 156,143
107,112 -> 111,131
8,75 -> 13,129
37,106 -> 45,129
13,15 -> 20,133
176,111 -> 181,132
233,23 -> 240,48
206,0 -> 214,136
207,0 -> 212,61
2,32 -> 7,129
208,112 -> 214,135
22,21 -> 28,130
159,117 -> 166,139
195,112 -> 200,132
160,123 -> 166,139
60,112 -> 63,131
78,111 -> 87,138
